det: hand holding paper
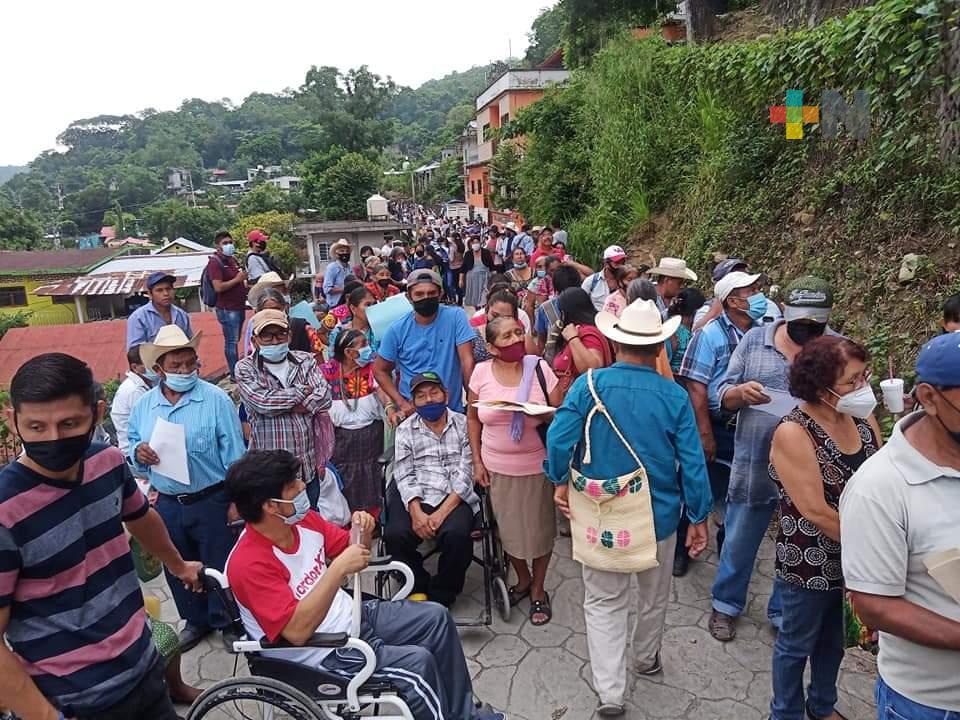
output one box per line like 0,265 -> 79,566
148,417 -> 190,486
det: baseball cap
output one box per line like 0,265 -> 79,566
406,268 -> 443,289
712,258 -> 749,282
782,276 -> 834,323
410,371 -> 446,393
715,271 -> 762,303
915,333 -> 960,387
603,245 -> 627,262
146,271 -> 176,290
251,309 -> 289,336
247,229 -> 269,245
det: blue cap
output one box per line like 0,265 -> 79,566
146,271 -> 176,289
712,258 -> 749,282
915,333 -> 960,387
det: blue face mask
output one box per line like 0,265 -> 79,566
222,243 -> 235,257
746,292 -> 768,321
143,368 -> 159,384
164,370 -> 199,393
536,269 -> 547,279
272,488 -> 310,525
259,343 -> 289,363
415,401 -> 446,422
356,346 -> 375,367
514,262 -> 527,269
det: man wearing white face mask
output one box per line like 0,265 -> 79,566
767,335 -> 883,720
236,309 -> 333,509
128,325 -> 246,651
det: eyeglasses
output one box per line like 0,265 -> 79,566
259,330 -> 289,343
836,370 -> 872,388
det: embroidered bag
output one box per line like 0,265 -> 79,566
568,369 -> 659,573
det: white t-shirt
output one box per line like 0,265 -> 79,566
226,512 -> 354,664
110,372 -> 151,454
265,359 -> 292,388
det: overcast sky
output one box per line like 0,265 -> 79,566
2,0 -> 551,165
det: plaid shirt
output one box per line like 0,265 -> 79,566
678,312 -> 746,412
393,411 -> 480,515
235,350 -> 332,475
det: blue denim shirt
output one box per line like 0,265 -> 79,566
323,261 -> 351,306
678,312 -> 747,412
125,302 -> 192,349
545,363 -> 713,540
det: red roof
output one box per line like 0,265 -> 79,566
0,248 -> 120,275
0,311 -> 240,388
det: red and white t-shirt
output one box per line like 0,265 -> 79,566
226,511 -> 353,664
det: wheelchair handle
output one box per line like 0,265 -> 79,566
198,566 -> 229,592
358,560 -> 415,602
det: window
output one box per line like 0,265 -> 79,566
482,124 -> 492,142
470,180 -> 476,195
316,242 -> 330,261
477,179 -> 483,194
501,113 -> 510,126
0,286 -> 27,307
52,295 -> 75,305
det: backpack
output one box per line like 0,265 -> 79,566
200,254 -> 225,308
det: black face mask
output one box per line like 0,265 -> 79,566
377,279 -> 391,288
415,250 -> 425,258
338,254 -> 350,264
16,416 -> 95,473
412,297 -> 440,318
786,320 -> 826,346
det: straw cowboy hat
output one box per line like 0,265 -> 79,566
140,325 -> 202,370
596,299 -> 681,346
247,271 -> 286,309
649,257 -> 698,282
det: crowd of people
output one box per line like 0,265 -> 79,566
0,214 -> 958,720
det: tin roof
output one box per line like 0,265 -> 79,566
0,312 -> 232,388
0,248 -> 120,276
32,252 -> 213,297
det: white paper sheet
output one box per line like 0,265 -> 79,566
751,388 -> 801,418
149,417 -> 190,486
473,400 -> 556,416
924,548 -> 960,604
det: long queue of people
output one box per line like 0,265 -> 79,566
0,214 -> 958,720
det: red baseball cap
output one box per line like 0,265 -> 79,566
247,229 -> 269,245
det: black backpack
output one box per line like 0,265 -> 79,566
200,254 -> 225,307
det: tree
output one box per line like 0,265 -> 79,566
231,211 -> 302,276
65,182 -> 111,233
525,5 -> 566,66
0,207 -> 46,250
237,183 -> 293,216
302,152 -> 380,220
560,0 -> 658,67
141,200 -> 232,243
488,140 -> 522,210
420,157 -> 465,206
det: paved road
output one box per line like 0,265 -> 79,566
148,531 -> 877,720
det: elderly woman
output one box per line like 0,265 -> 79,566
366,263 -> 400,302
461,234 -> 497,312
769,336 -> 882,720
552,287 -> 612,399
320,329 -> 397,516
468,316 -> 562,625
328,285 -> 379,356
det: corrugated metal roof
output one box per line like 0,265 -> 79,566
152,238 -> 213,254
33,271 -> 191,297
0,248 -> 120,275
0,312 -> 233,388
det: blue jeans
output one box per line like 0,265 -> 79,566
876,675 -> 960,719
771,579 -> 844,720
155,488 -> 235,629
215,307 -> 244,378
711,499 -> 782,627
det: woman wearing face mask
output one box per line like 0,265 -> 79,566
467,316 -> 563,626
460,235 -> 496,313
506,247 -> 534,299
552,287 -> 613,399
327,286 -> 380,359
601,264 -> 641,318
471,289 -> 537,362
448,234 -> 465,305
321,329 -> 396,515
366,263 -> 400,302
768,336 -> 882,720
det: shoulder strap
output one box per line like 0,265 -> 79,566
581,369 -> 643,468
534,360 -> 550,403
589,272 -> 601,292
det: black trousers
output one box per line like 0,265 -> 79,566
75,657 -> 178,720
383,483 -> 474,607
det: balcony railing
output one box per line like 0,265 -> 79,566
477,140 -> 496,164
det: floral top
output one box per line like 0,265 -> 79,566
319,360 -> 382,429
770,407 -> 879,591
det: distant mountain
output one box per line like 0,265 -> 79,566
0,166 -> 26,185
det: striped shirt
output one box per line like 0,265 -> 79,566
0,445 -> 156,716
127,378 -> 246,496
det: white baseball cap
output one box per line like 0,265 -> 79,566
603,245 -> 627,262
715,271 -> 762,303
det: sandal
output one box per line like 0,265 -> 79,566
508,584 -> 530,607
529,593 -> 552,626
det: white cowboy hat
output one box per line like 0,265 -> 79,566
596,299 -> 681,346
649,257 -> 698,282
247,271 -> 286,309
140,325 -> 202,371
331,238 -> 351,253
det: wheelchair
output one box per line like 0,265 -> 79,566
187,561 -> 418,720
373,448 -> 512,627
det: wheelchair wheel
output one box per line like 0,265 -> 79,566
186,676 -> 325,719
491,575 -> 511,622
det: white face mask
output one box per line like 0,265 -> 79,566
829,385 -> 877,419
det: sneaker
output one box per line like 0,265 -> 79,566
177,623 -> 212,653
708,609 -> 737,642
634,652 -> 662,676
597,702 -> 626,717
476,710 -> 508,720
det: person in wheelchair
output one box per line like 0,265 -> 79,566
383,371 -> 480,607
224,449 -> 506,720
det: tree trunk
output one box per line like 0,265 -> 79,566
940,1 -> 960,162
686,0 -> 717,42
760,0 -> 875,28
